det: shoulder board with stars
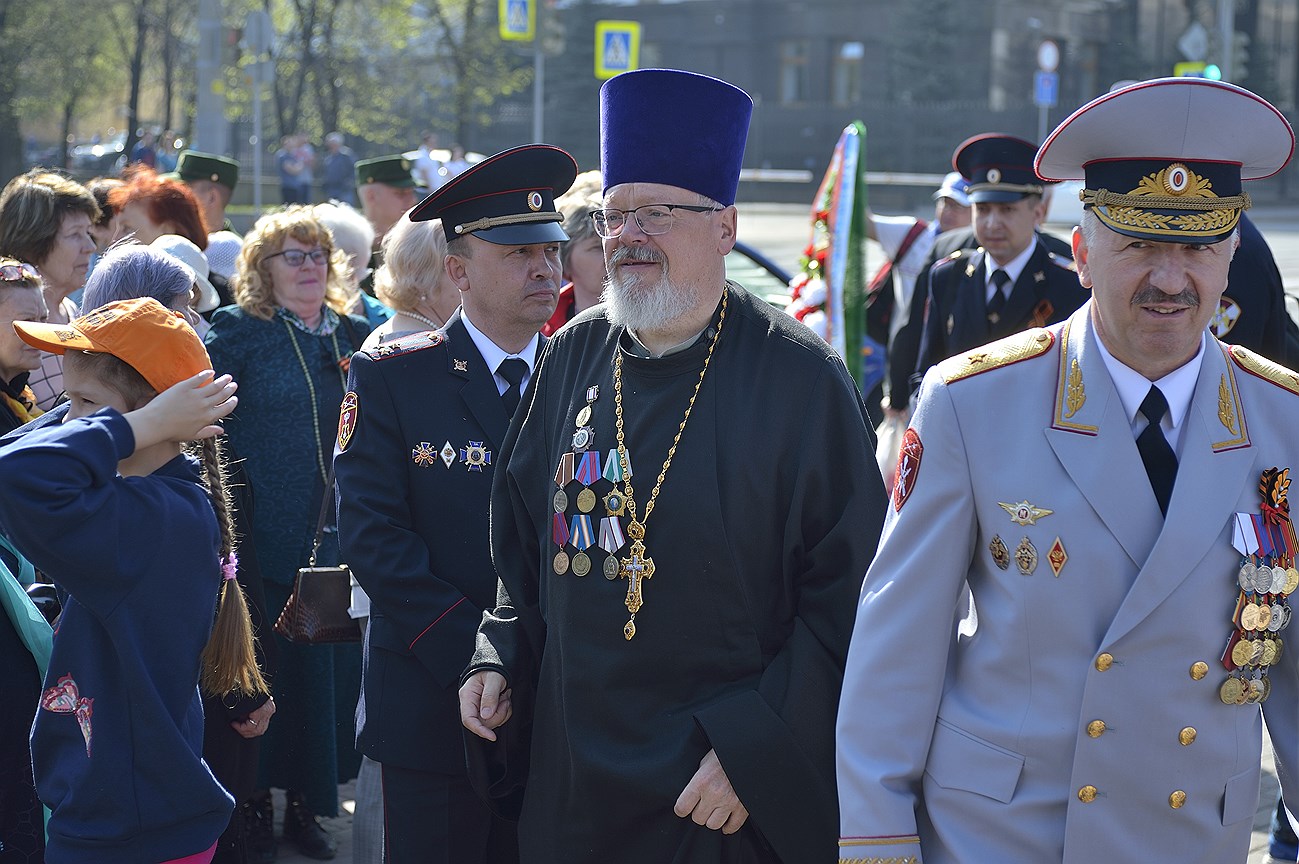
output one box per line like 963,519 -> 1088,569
365,329 -> 446,362
1046,252 -> 1077,273
939,328 -> 1055,385
1229,344 -> 1299,396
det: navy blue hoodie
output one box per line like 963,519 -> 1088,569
0,410 -> 233,863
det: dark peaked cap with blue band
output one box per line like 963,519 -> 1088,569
954,134 -> 1044,203
409,144 -> 578,245
1035,77 -> 1294,245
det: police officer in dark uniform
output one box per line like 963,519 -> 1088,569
887,148 -> 1076,411
1216,212 -> 1298,365
914,134 -> 1088,383
334,144 -> 577,864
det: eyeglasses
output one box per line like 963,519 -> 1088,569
0,262 -> 40,283
590,204 -> 722,239
266,248 -> 328,267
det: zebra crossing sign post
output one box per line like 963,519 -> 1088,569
499,0 -> 534,41
595,21 -> 641,79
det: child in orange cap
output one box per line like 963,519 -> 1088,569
0,297 -> 266,864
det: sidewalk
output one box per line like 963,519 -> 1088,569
272,781 -> 357,864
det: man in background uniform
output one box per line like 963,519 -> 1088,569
1217,212 -> 1298,366
335,143 -> 576,864
355,155 -> 419,295
913,133 -> 1087,383
171,150 -> 242,301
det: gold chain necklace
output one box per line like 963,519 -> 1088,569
613,288 -> 728,640
282,318 -> 347,485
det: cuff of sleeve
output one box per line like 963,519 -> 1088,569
695,689 -> 834,862
408,596 -> 482,689
98,409 -> 137,461
838,835 -> 922,864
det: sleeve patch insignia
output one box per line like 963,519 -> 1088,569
337,391 -> 358,451
892,428 -> 923,512
1210,298 -> 1242,338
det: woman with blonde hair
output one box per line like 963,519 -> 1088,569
360,213 -> 458,350
203,206 -> 369,861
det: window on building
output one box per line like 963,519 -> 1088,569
833,41 -> 864,106
779,40 -> 810,104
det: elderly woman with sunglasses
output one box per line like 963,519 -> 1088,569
203,206 -> 370,862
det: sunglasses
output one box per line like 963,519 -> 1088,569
0,262 -> 40,283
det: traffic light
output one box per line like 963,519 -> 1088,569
1232,30 -> 1251,80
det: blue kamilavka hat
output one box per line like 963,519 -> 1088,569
600,69 -> 753,206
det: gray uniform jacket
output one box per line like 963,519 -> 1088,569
837,302 -> 1299,864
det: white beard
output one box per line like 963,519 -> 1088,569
601,247 -> 696,333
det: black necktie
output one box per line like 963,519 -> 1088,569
987,269 -> 1010,324
497,358 -> 528,418
1137,385 -> 1178,516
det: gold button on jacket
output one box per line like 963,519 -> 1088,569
1078,785 -> 1098,803
1179,727 -> 1197,746
1086,720 -> 1107,738
1170,790 -> 1187,809
1095,653 -> 1113,671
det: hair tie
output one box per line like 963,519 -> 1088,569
221,552 -> 239,581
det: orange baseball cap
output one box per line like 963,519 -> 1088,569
14,297 -> 213,394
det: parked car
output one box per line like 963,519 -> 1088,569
69,134 -> 127,177
728,239 -> 793,307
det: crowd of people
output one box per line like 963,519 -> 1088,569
1,67 -> 1299,864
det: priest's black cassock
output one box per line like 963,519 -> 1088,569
466,284 -> 887,863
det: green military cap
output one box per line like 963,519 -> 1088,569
172,150 -> 239,191
356,155 -> 417,189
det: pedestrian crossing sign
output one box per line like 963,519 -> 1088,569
595,21 -> 641,79
499,0 -> 534,42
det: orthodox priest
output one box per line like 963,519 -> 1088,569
459,68 -> 887,864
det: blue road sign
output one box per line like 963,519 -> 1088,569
1034,71 -> 1058,107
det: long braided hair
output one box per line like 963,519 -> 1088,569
192,434 -> 268,697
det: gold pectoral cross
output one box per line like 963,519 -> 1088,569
619,538 -> 655,640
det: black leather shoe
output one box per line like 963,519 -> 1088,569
244,792 -> 278,864
283,791 -> 337,860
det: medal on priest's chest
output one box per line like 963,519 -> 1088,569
1220,467 -> 1296,705
552,382 -> 630,581
546,290 -> 729,640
